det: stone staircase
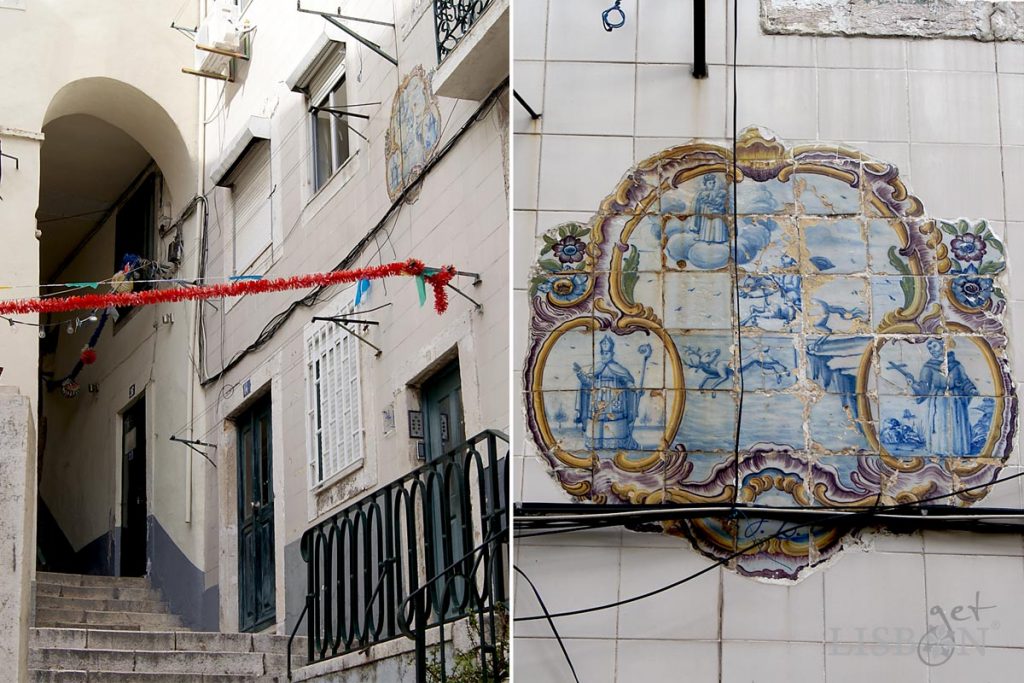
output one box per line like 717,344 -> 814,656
30,572 -> 304,682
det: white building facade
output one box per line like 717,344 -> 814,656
0,0 -> 508,680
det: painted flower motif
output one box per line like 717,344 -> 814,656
950,233 -> 987,262
552,235 -> 586,264
951,276 -> 993,309
538,273 -> 588,302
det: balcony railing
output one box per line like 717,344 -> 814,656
434,0 -> 495,63
291,430 -> 508,682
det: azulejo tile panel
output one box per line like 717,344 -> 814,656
523,128 -> 1018,580
385,65 -> 442,202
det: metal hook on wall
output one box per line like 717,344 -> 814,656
602,0 -> 625,31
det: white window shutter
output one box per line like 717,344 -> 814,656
229,140 -> 273,273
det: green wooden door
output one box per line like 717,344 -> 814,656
237,395 -> 276,631
422,362 -> 466,610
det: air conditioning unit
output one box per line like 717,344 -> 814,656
194,0 -> 243,73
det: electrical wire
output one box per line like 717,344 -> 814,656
514,468 -> 1024,623
729,0 -> 743,501
514,566 -> 580,683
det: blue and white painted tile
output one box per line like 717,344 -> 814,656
808,393 -> 873,453
795,170 -> 862,215
737,274 -> 802,332
676,389 -> 739,452
735,176 -> 795,215
945,336 -> 998,396
801,218 -> 867,274
738,393 -> 807,451
877,336 -> 945,396
805,335 -> 874,394
619,214 -> 664,272
661,214 -> 734,271
664,271 -> 734,330
867,219 -> 918,275
541,327 -> 594,390
804,276 -> 871,334
738,333 -> 800,390
543,391 -> 591,451
660,171 -> 730,216
736,217 -> 799,273
672,331 -> 737,391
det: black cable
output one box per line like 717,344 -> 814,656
730,0 -> 743,503
199,78 -> 509,387
514,566 -> 581,683
515,468 -> 1024,622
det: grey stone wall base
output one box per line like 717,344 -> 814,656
761,0 -> 1024,42
0,387 -> 36,683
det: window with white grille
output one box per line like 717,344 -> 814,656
304,302 -> 364,487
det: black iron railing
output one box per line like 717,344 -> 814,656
434,0 -> 495,63
293,430 -> 508,682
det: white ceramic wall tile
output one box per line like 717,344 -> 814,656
514,637 -> 617,683
818,69 -> 909,142
908,39 -> 997,73
543,61 -> 636,136
515,544 -> 621,638
910,144 -> 1004,221
514,0 -> 548,61
546,0 -> 637,62
861,529 -> 924,554
908,71 -> 1000,145
1006,147 -> 1024,222
537,134 -> 634,211
999,74 -> 1024,146
616,546 -> 720,639
997,41 -> 1024,74
637,0 -> 727,65
722,570 -> 825,642
634,136 -> 731,162
727,0 -> 817,68
972,465 -> 1024,508
635,64 -> 728,138
731,66 -> 818,140
924,554 -> 1024,647
922,529 -> 1024,557
519,455 -> 570,504
815,37 -> 906,70
513,60 -> 545,134
1004,222 -> 1024,300
824,642 -> 929,683
926,643 -> 1024,683
617,640 -> 719,681
514,133 -> 541,210
518,526 -> 623,548
513,454 -> 525,501
535,210 -> 595,237
824,551 -> 927,643
514,210 -> 537,288
722,641 -> 825,683
513,289 -> 530,371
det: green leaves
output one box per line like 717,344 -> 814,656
887,246 -> 911,275
622,245 -> 640,305
899,275 -> 915,311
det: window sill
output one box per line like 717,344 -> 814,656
305,149 -> 360,211
311,456 -> 365,495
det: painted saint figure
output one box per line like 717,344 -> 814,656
690,174 -> 729,244
573,336 -> 643,449
888,339 -> 977,455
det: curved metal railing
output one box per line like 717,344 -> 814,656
294,430 -> 508,681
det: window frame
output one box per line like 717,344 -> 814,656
310,74 -> 352,193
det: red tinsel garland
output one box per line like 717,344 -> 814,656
0,259 -> 458,316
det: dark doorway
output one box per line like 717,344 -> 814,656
120,396 -> 147,577
421,361 -> 467,608
237,394 -> 276,632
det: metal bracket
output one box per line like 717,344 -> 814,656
312,316 -> 383,357
169,435 -> 218,468
170,22 -> 198,40
692,0 -> 708,79
513,90 -> 542,120
309,106 -> 370,120
296,3 -> 398,66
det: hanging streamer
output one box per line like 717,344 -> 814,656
1,259 -> 458,316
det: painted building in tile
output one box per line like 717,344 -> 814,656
514,1 -> 1024,680
0,0 -> 507,680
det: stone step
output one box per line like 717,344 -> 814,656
31,671 -> 287,682
37,573 -> 151,590
45,623 -> 143,632
36,595 -> 170,614
35,608 -> 184,629
36,583 -> 162,602
29,649 -> 288,678
31,629 -> 307,656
